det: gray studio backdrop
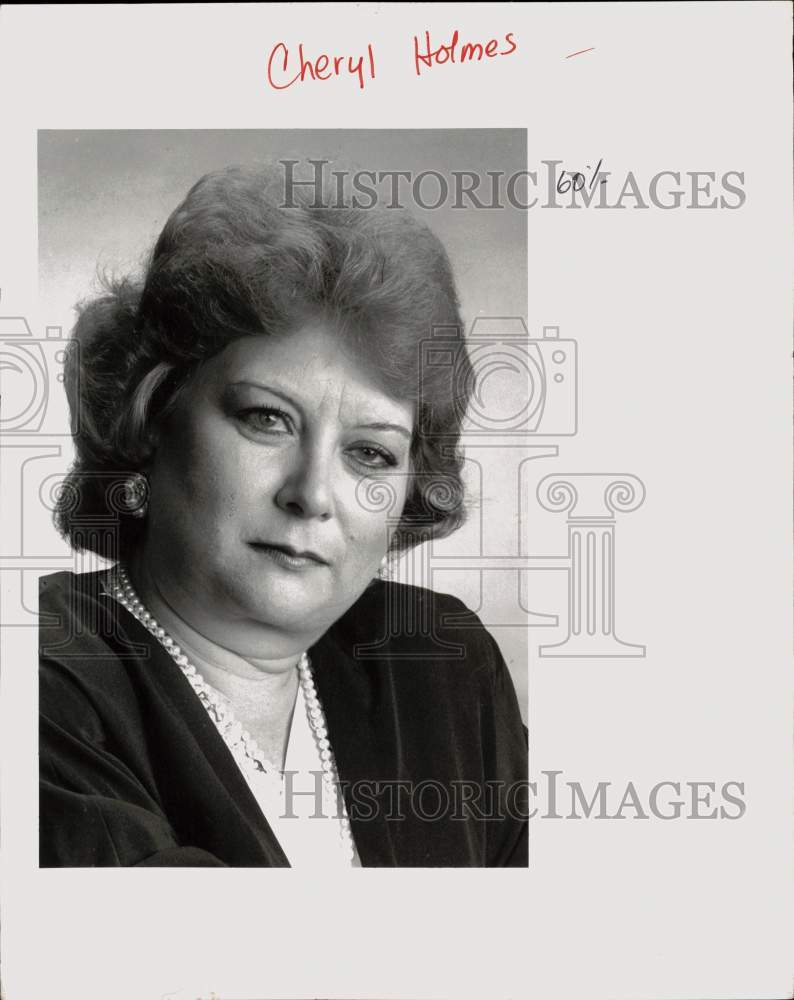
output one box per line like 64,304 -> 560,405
38,128 -> 529,718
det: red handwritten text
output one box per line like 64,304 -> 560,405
267,42 -> 376,91
413,29 -> 517,75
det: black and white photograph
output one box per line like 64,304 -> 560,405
36,129 -> 529,869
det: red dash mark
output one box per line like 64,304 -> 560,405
566,47 -> 595,59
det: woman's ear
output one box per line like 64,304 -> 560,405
146,419 -> 162,452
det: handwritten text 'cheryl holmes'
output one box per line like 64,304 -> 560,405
266,30 -> 518,92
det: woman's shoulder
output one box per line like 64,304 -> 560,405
327,578 -> 504,673
40,567 -> 111,606
315,581 -> 524,760
40,568 -> 118,651
39,568 -> 141,711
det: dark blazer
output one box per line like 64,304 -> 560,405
39,569 -> 528,867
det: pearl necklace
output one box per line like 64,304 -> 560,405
106,563 -> 356,864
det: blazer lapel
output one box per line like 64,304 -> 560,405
309,627 -> 404,866
92,575 -> 292,867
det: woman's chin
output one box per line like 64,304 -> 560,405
240,577 -> 339,634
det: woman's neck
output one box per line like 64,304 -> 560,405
123,555 -> 301,717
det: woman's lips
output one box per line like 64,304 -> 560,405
249,542 -> 328,569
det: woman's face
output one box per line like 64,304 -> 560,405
140,320 -> 414,657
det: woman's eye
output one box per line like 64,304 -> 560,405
349,445 -> 397,469
237,407 -> 292,434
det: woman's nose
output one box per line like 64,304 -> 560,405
274,449 -> 333,521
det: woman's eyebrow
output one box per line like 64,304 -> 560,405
227,380 -> 305,416
355,421 -> 412,440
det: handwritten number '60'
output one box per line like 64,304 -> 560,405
556,171 -> 586,194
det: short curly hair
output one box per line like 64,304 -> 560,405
55,163 -> 474,561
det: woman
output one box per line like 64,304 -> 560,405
39,163 -> 528,867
